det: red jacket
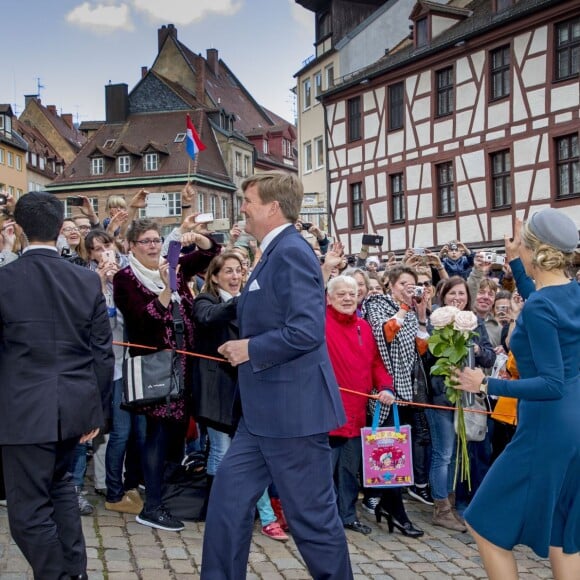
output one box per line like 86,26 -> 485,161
326,305 -> 393,438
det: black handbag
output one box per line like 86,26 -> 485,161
122,300 -> 185,408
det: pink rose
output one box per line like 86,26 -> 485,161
453,310 -> 478,332
429,306 -> 459,328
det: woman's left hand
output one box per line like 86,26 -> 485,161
377,389 -> 396,405
453,367 -> 485,393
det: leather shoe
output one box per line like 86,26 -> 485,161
344,519 -> 372,535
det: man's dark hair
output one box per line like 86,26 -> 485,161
14,192 -> 64,242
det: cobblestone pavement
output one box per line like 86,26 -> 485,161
0,490 -> 554,580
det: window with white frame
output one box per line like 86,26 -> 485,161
117,155 -> 131,174
243,155 -> 251,177
304,142 -> 312,173
90,197 -> 99,214
315,137 -> 324,169
39,157 -> 45,170
144,153 -> 159,172
437,162 -> 455,215
210,195 -> 217,216
0,116 -> 4,130
167,192 -> 182,216
263,139 -> 269,154
303,78 -> 312,110
7,152 -> 13,167
221,197 -> 228,219
197,192 -> 205,213
31,152 -> 37,166
390,173 -> 405,222
235,152 -> 242,175
314,71 -> 322,98
0,148 -> 4,164
325,64 -> 334,89
16,155 -> 22,171
91,157 -> 104,175
350,182 -> 364,229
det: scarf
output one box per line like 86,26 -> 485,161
361,293 -> 418,424
128,253 -> 165,295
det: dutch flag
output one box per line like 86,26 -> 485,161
186,114 -> 206,160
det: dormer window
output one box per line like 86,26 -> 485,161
91,157 -> 104,175
144,152 -> 159,172
174,133 -> 186,143
416,17 -> 428,47
104,139 -> 116,148
117,155 -> 131,174
0,116 -> 4,130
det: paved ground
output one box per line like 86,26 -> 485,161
0,488 -> 553,579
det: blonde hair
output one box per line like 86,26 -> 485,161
241,171 -> 303,222
106,195 -> 127,210
522,222 -> 575,272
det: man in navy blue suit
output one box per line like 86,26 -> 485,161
201,171 -> 352,579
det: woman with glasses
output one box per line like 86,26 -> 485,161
113,219 -> 219,531
59,219 -> 89,265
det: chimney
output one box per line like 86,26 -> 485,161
24,94 -> 39,107
158,23 -> 177,51
141,66 -> 148,78
62,114 -> 74,129
105,83 -> 129,123
195,54 -> 206,103
206,48 -> 219,76
47,105 -> 57,116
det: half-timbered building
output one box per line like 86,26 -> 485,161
320,0 -> 580,255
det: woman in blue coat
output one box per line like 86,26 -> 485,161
456,208 -> 580,579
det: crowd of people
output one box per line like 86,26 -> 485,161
0,176 -> 579,579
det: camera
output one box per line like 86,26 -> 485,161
301,222 -> 313,231
483,252 -> 505,266
66,196 -> 84,206
413,286 -> 424,298
0,194 -> 7,206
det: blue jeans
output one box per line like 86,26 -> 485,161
206,427 -> 232,476
256,489 -> 276,526
330,437 -> 361,525
71,443 -> 89,488
105,379 -> 146,503
425,407 -> 456,500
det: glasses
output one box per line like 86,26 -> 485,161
77,225 -> 91,231
417,281 -> 432,287
135,238 -> 162,246
61,227 -> 79,233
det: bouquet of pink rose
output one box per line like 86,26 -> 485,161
427,306 -> 479,487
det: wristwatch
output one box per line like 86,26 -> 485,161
479,376 -> 489,395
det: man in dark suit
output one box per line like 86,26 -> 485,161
201,172 -> 353,579
0,192 -> 114,580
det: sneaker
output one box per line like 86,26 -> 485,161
344,520 -> 372,535
407,485 -> 434,506
136,507 -> 184,532
361,496 -> 380,514
75,486 -> 93,516
105,493 -> 142,515
94,487 -> 107,497
261,521 -> 289,542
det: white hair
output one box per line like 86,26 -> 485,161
327,275 -> 357,296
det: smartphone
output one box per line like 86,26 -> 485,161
209,232 -> 226,244
0,194 -> 7,206
301,222 -> 313,230
362,234 -> 384,246
195,212 -> 214,223
66,196 -> 84,206
102,249 -> 115,264
413,247 -> 426,255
